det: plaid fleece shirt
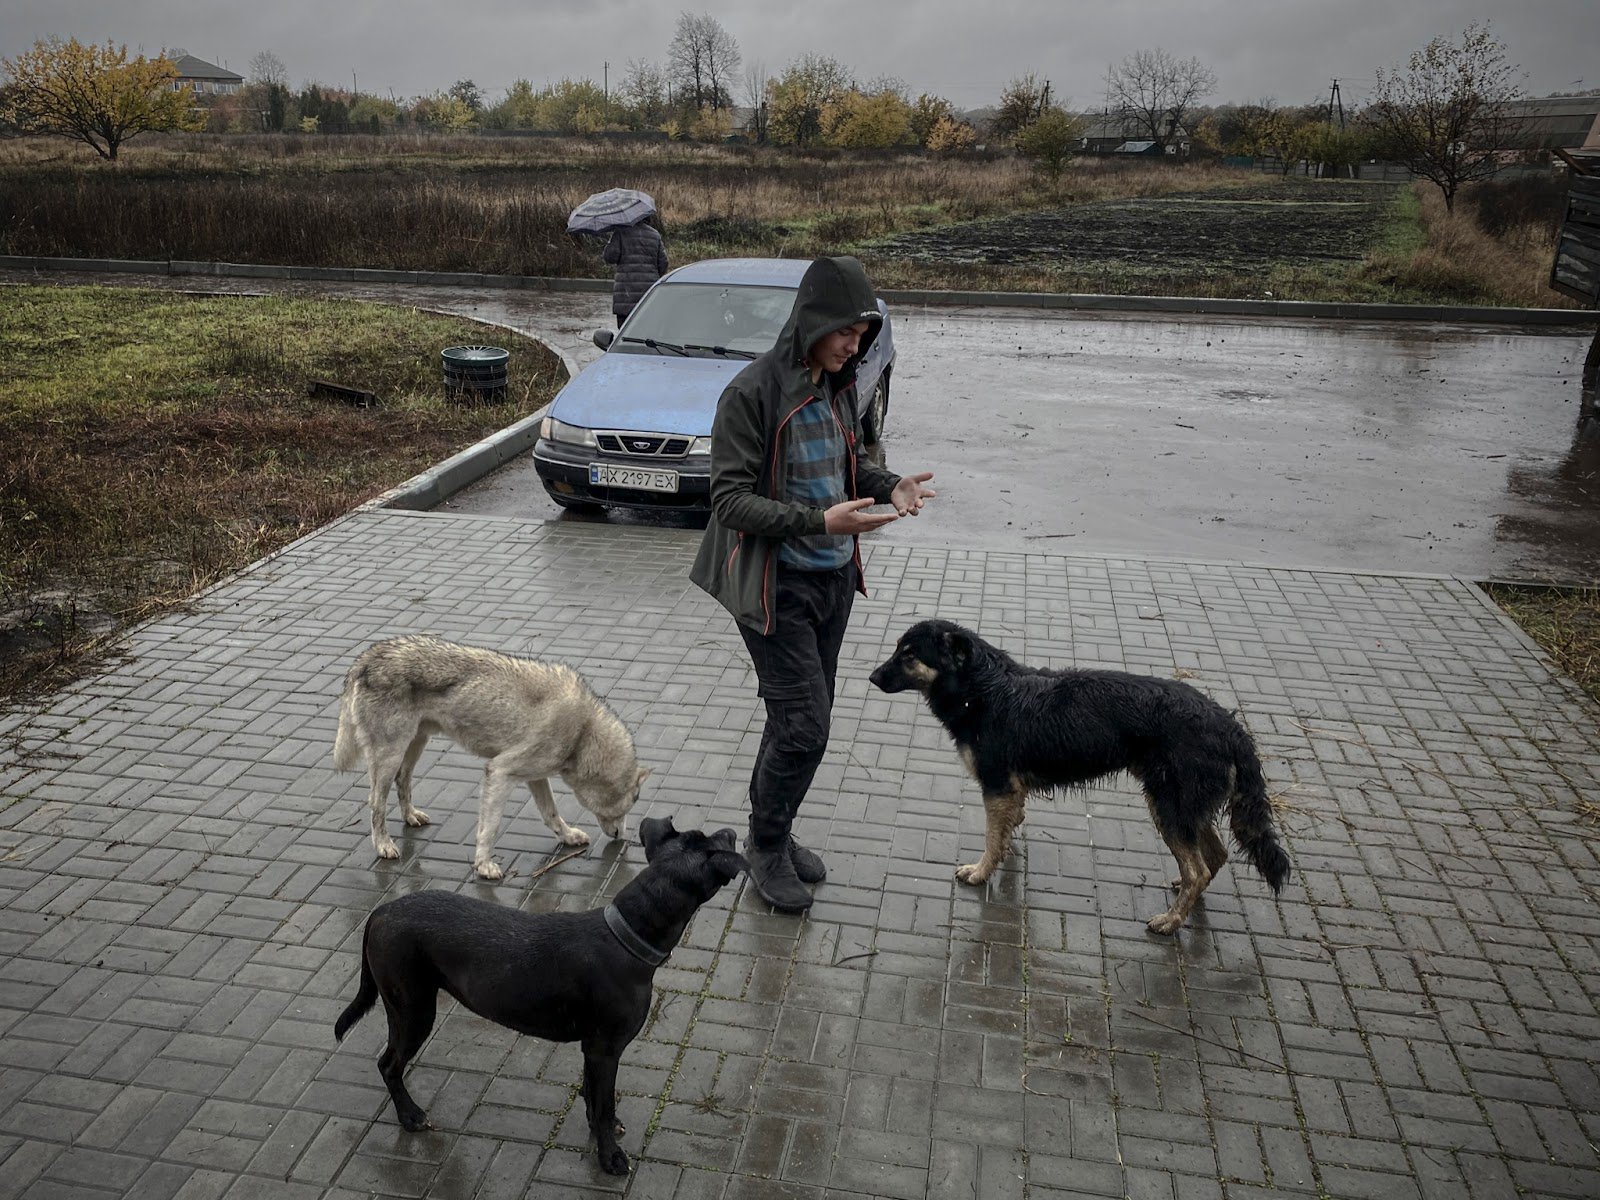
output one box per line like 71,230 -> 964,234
778,386 -> 853,571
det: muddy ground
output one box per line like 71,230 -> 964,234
870,178 -> 1400,273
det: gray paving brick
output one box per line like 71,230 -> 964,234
3,512 -> 1599,1197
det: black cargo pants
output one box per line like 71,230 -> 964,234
737,562 -> 856,849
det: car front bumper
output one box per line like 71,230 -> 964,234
533,439 -> 712,510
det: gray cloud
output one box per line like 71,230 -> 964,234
1,0 -> 1593,110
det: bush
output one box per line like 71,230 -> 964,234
1461,173 -> 1567,239
926,114 -> 976,156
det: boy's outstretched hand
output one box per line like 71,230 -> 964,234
891,472 -> 936,517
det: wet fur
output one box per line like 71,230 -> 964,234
870,619 -> 1291,934
334,634 -> 649,879
334,817 -> 746,1175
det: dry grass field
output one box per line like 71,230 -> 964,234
0,133 -> 1573,306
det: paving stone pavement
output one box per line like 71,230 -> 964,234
3,510 -> 1600,1200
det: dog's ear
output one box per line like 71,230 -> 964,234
639,815 -> 676,856
944,628 -> 972,669
709,850 -> 750,883
637,767 -> 652,785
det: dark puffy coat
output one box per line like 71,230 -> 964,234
603,223 -> 668,317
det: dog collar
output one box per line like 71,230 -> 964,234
603,904 -> 669,967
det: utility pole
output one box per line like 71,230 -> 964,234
1328,79 -> 1345,130
352,70 -> 358,97
604,61 -> 609,104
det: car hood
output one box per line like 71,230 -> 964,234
548,351 -> 748,436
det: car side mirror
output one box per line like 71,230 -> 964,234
593,329 -> 615,351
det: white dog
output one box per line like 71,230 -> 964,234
333,635 -> 649,879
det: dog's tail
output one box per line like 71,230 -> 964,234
1226,726 -> 1291,894
332,668 -> 364,773
334,923 -> 378,1042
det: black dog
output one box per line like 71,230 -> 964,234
870,619 -> 1290,934
334,816 -> 746,1174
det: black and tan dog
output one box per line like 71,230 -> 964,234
870,619 -> 1290,934
334,816 -> 746,1175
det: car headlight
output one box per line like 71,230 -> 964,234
690,436 -> 714,455
541,416 -> 596,448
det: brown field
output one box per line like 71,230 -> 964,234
0,132 -> 1570,306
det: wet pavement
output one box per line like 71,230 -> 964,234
445,303 -> 1600,585
5,269 -> 1600,1198
8,268 -> 1595,583
3,511 -> 1600,1200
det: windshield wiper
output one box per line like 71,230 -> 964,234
684,344 -> 758,360
620,335 -> 690,357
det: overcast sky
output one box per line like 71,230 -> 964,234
2,1 -> 1594,112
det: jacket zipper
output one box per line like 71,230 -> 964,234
756,398 -> 814,633
830,392 -> 869,598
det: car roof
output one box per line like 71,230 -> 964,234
657,257 -> 811,288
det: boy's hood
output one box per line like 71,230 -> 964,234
774,255 -> 883,390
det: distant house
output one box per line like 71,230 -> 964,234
167,51 -> 242,96
1075,114 -> 1190,155
1498,96 -> 1600,155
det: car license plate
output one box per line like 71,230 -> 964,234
589,463 -> 679,493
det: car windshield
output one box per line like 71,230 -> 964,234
619,282 -> 794,358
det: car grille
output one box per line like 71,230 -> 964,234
596,431 -> 693,458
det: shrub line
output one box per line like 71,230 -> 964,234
3,255 -> 1594,328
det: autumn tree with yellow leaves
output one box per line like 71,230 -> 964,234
1,37 -> 203,160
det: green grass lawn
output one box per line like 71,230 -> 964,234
0,285 -> 563,699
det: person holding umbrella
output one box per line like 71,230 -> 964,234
567,188 -> 668,328
603,218 -> 668,328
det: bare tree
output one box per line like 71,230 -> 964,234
668,12 -> 740,112
743,60 -> 769,141
248,50 -> 287,87
1106,47 -> 1216,150
1367,22 -> 1524,211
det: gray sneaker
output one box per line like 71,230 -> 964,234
787,835 -> 826,885
743,839 -> 813,913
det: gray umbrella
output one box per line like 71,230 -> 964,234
567,188 -> 657,234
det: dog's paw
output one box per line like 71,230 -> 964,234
560,828 -> 591,848
954,862 -> 992,885
398,1108 -> 431,1132
597,1145 -> 631,1176
375,839 -> 401,860
475,860 -> 505,881
403,808 -> 430,828
1145,911 -> 1183,936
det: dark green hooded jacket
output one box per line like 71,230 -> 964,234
690,256 -> 901,633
